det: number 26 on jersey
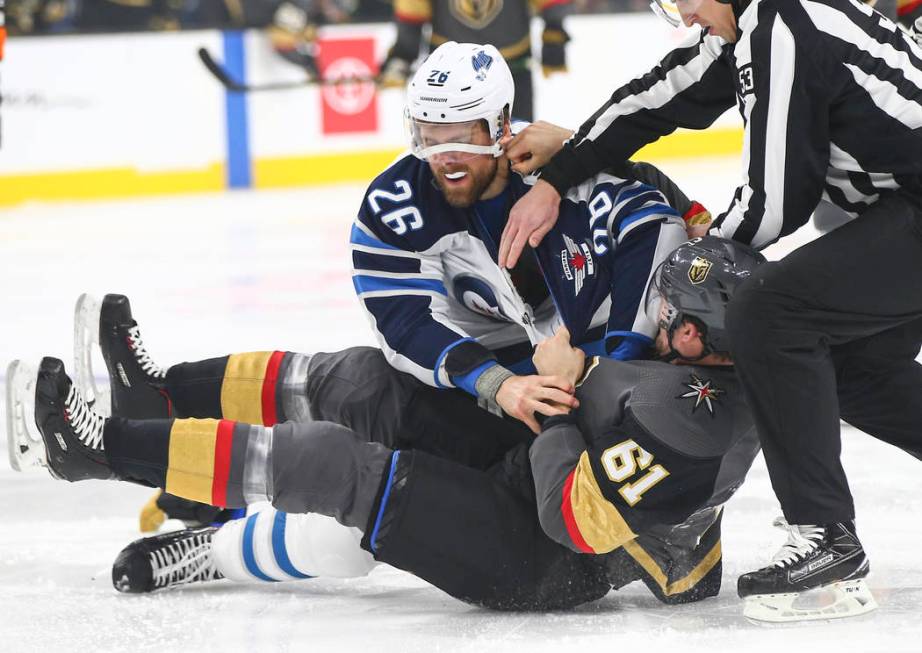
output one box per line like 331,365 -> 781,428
367,180 -> 425,236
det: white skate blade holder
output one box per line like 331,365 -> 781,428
5,360 -> 45,471
73,293 -> 111,417
743,578 -> 878,623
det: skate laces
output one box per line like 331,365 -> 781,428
150,530 -> 221,590
64,384 -> 106,451
126,325 -> 166,380
769,516 -> 825,568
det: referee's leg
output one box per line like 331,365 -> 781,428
726,192 -> 922,524
835,316 -> 922,461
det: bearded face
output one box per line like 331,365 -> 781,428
421,121 -> 500,208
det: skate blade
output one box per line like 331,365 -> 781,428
743,578 -> 878,624
73,293 -> 111,417
5,359 -> 47,472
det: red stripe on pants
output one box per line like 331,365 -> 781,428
261,351 -> 286,426
211,419 -> 236,507
561,468 -> 595,554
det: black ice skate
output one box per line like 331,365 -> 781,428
34,357 -> 114,482
112,527 -> 223,593
738,517 -> 877,622
74,293 -> 170,419
74,294 -> 219,531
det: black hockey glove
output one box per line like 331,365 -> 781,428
540,25 -> 570,77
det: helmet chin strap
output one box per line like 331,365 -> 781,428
657,319 -> 713,363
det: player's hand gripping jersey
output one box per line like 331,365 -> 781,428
530,356 -> 759,554
351,154 -> 686,393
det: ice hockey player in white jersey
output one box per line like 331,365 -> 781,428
351,41 -> 693,431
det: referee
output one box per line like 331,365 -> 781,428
498,0 -> 922,607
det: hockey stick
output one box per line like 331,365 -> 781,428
197,47 -> 379,92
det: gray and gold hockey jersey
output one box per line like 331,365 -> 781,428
530,357 -> 759,555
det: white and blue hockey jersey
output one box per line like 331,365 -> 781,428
350,154 -> 687,394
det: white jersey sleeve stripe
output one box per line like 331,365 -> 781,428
756,14 -> 797,247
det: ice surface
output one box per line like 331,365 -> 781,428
1,157 -> 921,652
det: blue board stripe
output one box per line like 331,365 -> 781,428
242,513 -> 276,582
222,31 -> 252,189
271,511 -> 313,579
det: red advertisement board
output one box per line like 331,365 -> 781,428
317,37 -> 379,135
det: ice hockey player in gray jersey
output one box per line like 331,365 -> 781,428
25,237 -> 767,610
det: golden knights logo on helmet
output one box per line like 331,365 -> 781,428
450,0 -> 504,30
688,256 -> 713,285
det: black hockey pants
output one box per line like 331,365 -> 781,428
726,191 -> 922,524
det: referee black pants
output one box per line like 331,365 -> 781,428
726,191 -> 922,525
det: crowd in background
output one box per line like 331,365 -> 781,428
4,0 -> 647,35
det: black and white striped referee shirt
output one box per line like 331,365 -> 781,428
541,0 -> 922,249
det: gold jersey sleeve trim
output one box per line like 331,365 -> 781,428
569,451 -> 637,553
623,538 -> 723,596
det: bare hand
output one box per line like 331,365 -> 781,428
500,121 -> 573,176
495,374 -> 579,434
533,326 -> 586,386
499,180 -> 561,269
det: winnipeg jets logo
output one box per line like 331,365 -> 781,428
678,374 -> 723,416
560,234 -> 595,296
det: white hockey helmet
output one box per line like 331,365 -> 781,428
406,42 -> 514,161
